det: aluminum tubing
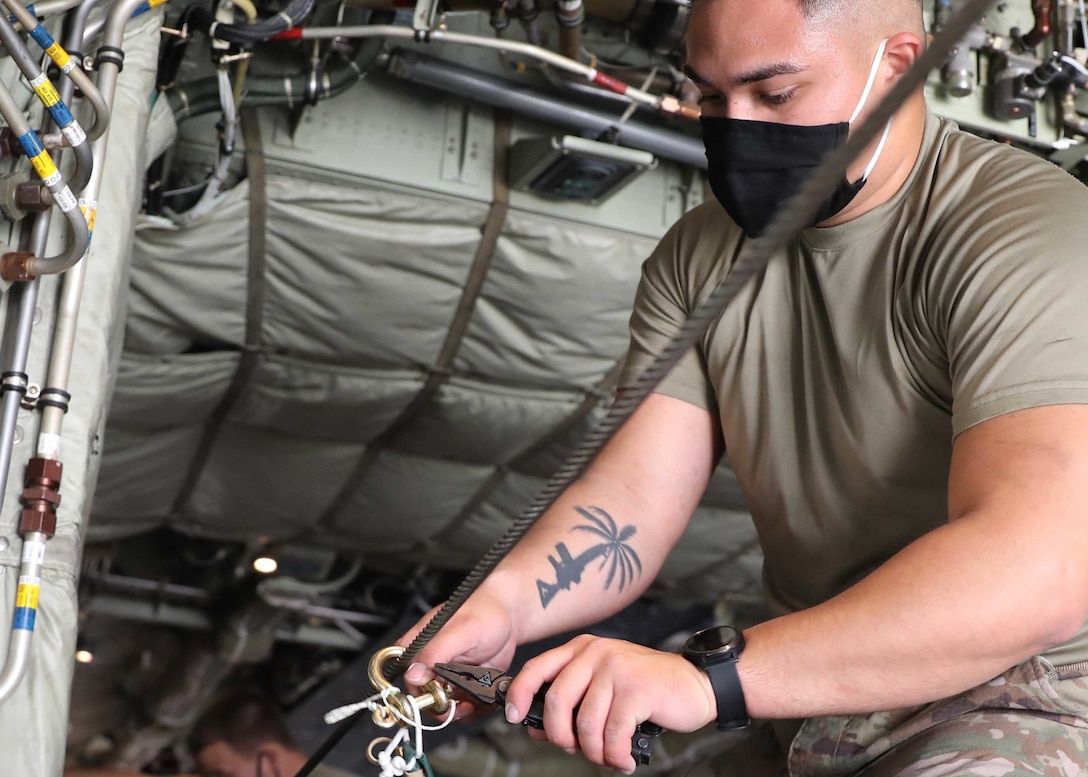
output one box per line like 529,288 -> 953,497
0,279 -> 40,502
0,530 -> 47,703
36,0 -> 145,443
388,50 -> 707,169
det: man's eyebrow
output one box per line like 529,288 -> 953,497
683,61 -> 805,89
734,61 -> 805,85
682,65 -> 712,86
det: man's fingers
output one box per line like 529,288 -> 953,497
602,703 -> 641,774
574,679 -> 614,765
504,644 -> 575,723
542,659 -> 596,751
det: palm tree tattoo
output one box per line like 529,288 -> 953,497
536,506 -> 643,609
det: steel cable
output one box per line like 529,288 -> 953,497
293,1 -> 994,772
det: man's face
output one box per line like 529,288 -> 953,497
195,741 -> 267,777
686,0 -> 876,125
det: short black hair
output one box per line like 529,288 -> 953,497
188,690 -> 297,757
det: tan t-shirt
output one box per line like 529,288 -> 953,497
622,112 -> 1088,666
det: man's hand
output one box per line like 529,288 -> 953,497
505,635 -> 717,773
396,586 -> 519,718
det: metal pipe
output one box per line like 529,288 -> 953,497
0,80 -> 89,281
0,0 -> 125,700
280,24 -> 696,116
388,49 -> 707,168
29,0 -> 147,448
0,12 -> 93,191
0,531 -> 47,703
29,0 -> 86,17
1062,91 -> 1088,135
3,0 -> 111,142
1023,0 -> 1054,47
556,0 -> 585,62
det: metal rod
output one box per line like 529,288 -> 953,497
0,531 -> 46,703
2,0 -> 111,142
388,50 -> 707,168
0,12 -> 93,191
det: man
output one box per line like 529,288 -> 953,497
399,0 -> 1088,776
188,691 -> 357,777
66,692 -> 357,777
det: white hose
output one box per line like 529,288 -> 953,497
174,67 -> 237,223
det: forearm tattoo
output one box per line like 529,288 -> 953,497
535,506 -> 643,609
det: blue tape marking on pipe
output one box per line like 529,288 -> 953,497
132,1 -> 151,16
13,607 -> 35,631
47,101 -> 74,127
16,130 -> 44,159
28,24 -> 53,49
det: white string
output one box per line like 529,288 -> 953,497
323,688 -> 458,777
850,38 -> 890,123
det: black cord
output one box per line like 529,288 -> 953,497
294,0 -> 997,771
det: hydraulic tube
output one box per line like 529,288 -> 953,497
556,0 -> 585,63
0,0 -> 95,704
1023,0 -> 1054,47
387,49 -> 707,168
274,24 -> 698,117
0,81 -> 89,281
0,13 -> 92,191
2,0 -> 111,143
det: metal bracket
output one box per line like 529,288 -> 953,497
20,383 -> 40,410
411,0 -> 440,33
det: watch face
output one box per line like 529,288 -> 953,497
687,625 -> 742,656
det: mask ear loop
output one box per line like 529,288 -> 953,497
849,38 -> 892,182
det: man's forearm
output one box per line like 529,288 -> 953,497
738,506 -> 1084,720
478,469 -> 690,644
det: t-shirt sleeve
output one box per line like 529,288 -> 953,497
619,221 -> 718,412
935,159 -> 1088,437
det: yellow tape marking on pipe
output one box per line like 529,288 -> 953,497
16,582 -> 39,610
31,79 -> 61,108
28,151 -> 58,181
79,201 -> 97,231
45,42 -> 71,70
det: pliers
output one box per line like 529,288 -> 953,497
433,662 -> 663,766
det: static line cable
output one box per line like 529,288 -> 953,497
389,0 -> 997,672
272,24 -> 699,120
0,12 -> 92,190
293,2 -> 996,772
2,0 -> 111,142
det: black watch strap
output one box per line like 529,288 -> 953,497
706,657 -> 750,731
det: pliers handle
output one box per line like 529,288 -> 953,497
433,662 -> 662,766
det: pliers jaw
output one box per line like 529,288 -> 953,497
433,662 -> 513,707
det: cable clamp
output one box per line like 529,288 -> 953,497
0,371 -> 28,396
35,387 -> 70,413
93,45 -> 125,72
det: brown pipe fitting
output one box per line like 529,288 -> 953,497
19,458 -> 63,538
0,128 -> 22,159
1,252 -> 36,283
14,183 -> 53,213
1022,0 -> 1053,47
658,94 -> 701,121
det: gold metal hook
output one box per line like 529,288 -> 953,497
367,646 -> 453,728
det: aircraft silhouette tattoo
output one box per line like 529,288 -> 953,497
536,506 -> 643,608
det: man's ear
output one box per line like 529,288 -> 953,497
883,31 -> 925,78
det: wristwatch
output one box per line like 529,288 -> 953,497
681,625 -> 750,731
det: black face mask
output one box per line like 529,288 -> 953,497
700,41 -> 890,238
702,118 -> 866,238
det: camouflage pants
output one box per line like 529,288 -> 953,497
675,658 -> 1088,777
